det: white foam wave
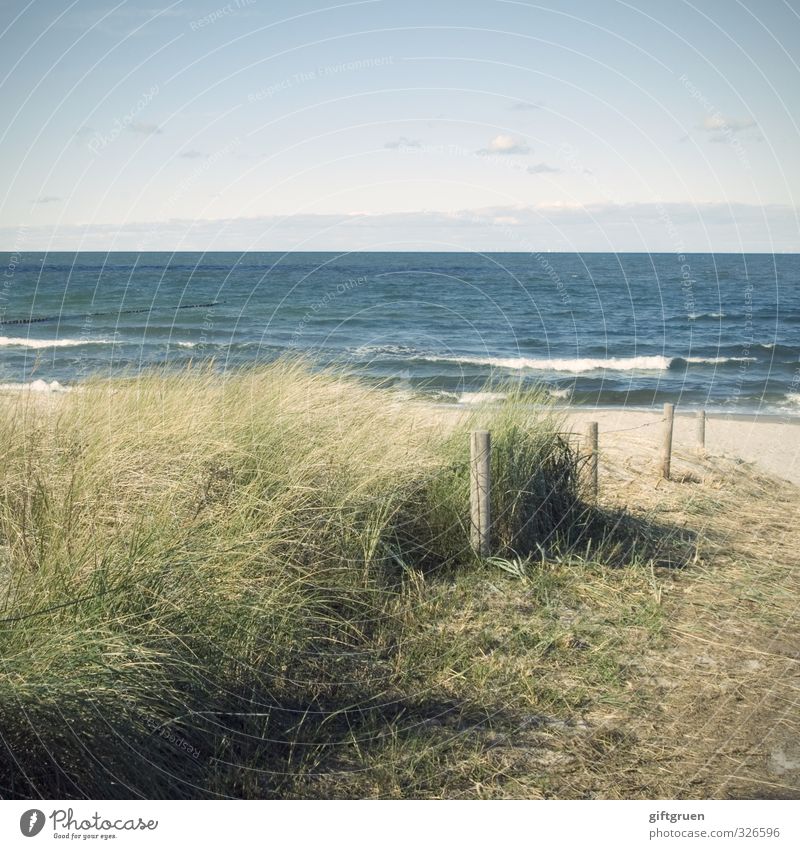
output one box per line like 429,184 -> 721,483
0,336 -> 111,349
426,353 -> 759,373
457,391 -> 507,405
425,354 -> 672,373
0,379 -> 70,393
687,312 -> 726,320
682,356 -> 756,364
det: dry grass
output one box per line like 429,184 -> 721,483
0,363 -> 796,798
602,458 -> 800,799
0,362 -> 582,798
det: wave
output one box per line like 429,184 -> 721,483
687,312 -> 727,320
457,391 -> 507,405
688,342 -> 799,363
423,354 -> 673,372
677,356 -> 757,365
756,343 -> 799,357
422,353 -> 761,373
0,336 -> 111,349
0,379 -> 70,392
351,343 -> 420,358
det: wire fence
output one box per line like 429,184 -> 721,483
602,418 -> 667,435
557,417 -> 666,438
468,405 -> 698,552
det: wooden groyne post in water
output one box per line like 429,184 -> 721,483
470,430 -> 491,557
661,403 -> 675,479
696,408 -> 706,453
584,421 -> 599,501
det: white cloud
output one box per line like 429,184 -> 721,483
8,202 -> 798,252
384,136 -> 422,149
701,114 -> 756,134
127,121 -> 162,135
527,163 -> 561,174
477,134 -> 531,155
510,100 -> 541,111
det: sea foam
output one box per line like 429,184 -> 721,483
425,354 -> 673,372
426,354 -> 756,372
0,336 -> 110,349
680,356 -> 757,365
457,391 -> 507,404
0,379 -> 70,392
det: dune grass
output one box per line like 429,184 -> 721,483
0,361 -> 666,798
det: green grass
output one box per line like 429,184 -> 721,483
0,362 -> 665,798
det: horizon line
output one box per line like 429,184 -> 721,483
4,249 -> 800,255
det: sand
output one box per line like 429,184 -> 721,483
425,398 -> 800,487
562,408 -> 800,487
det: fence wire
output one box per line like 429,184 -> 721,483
558,417 -> 666,439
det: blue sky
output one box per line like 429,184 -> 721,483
1,0 -> 799,250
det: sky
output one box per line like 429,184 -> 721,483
1,0 -> 799,251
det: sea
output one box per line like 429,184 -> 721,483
0,251 -> 798,415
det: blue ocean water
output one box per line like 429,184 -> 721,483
0,251 -> 798,414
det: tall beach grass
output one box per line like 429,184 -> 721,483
0,361 -> 587,797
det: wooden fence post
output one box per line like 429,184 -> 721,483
696,408 -> 706,453
584,421 -> 598,501
470,430 -> 491,557
661,403 -> 675,480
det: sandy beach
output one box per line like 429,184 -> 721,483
562,407 -> 800,487
424,398 -> 800,488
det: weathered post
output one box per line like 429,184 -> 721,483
470,430 -> 491,557
696,408 -> 706,453
584,421 -> 598,501
661,403 -> 675,480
